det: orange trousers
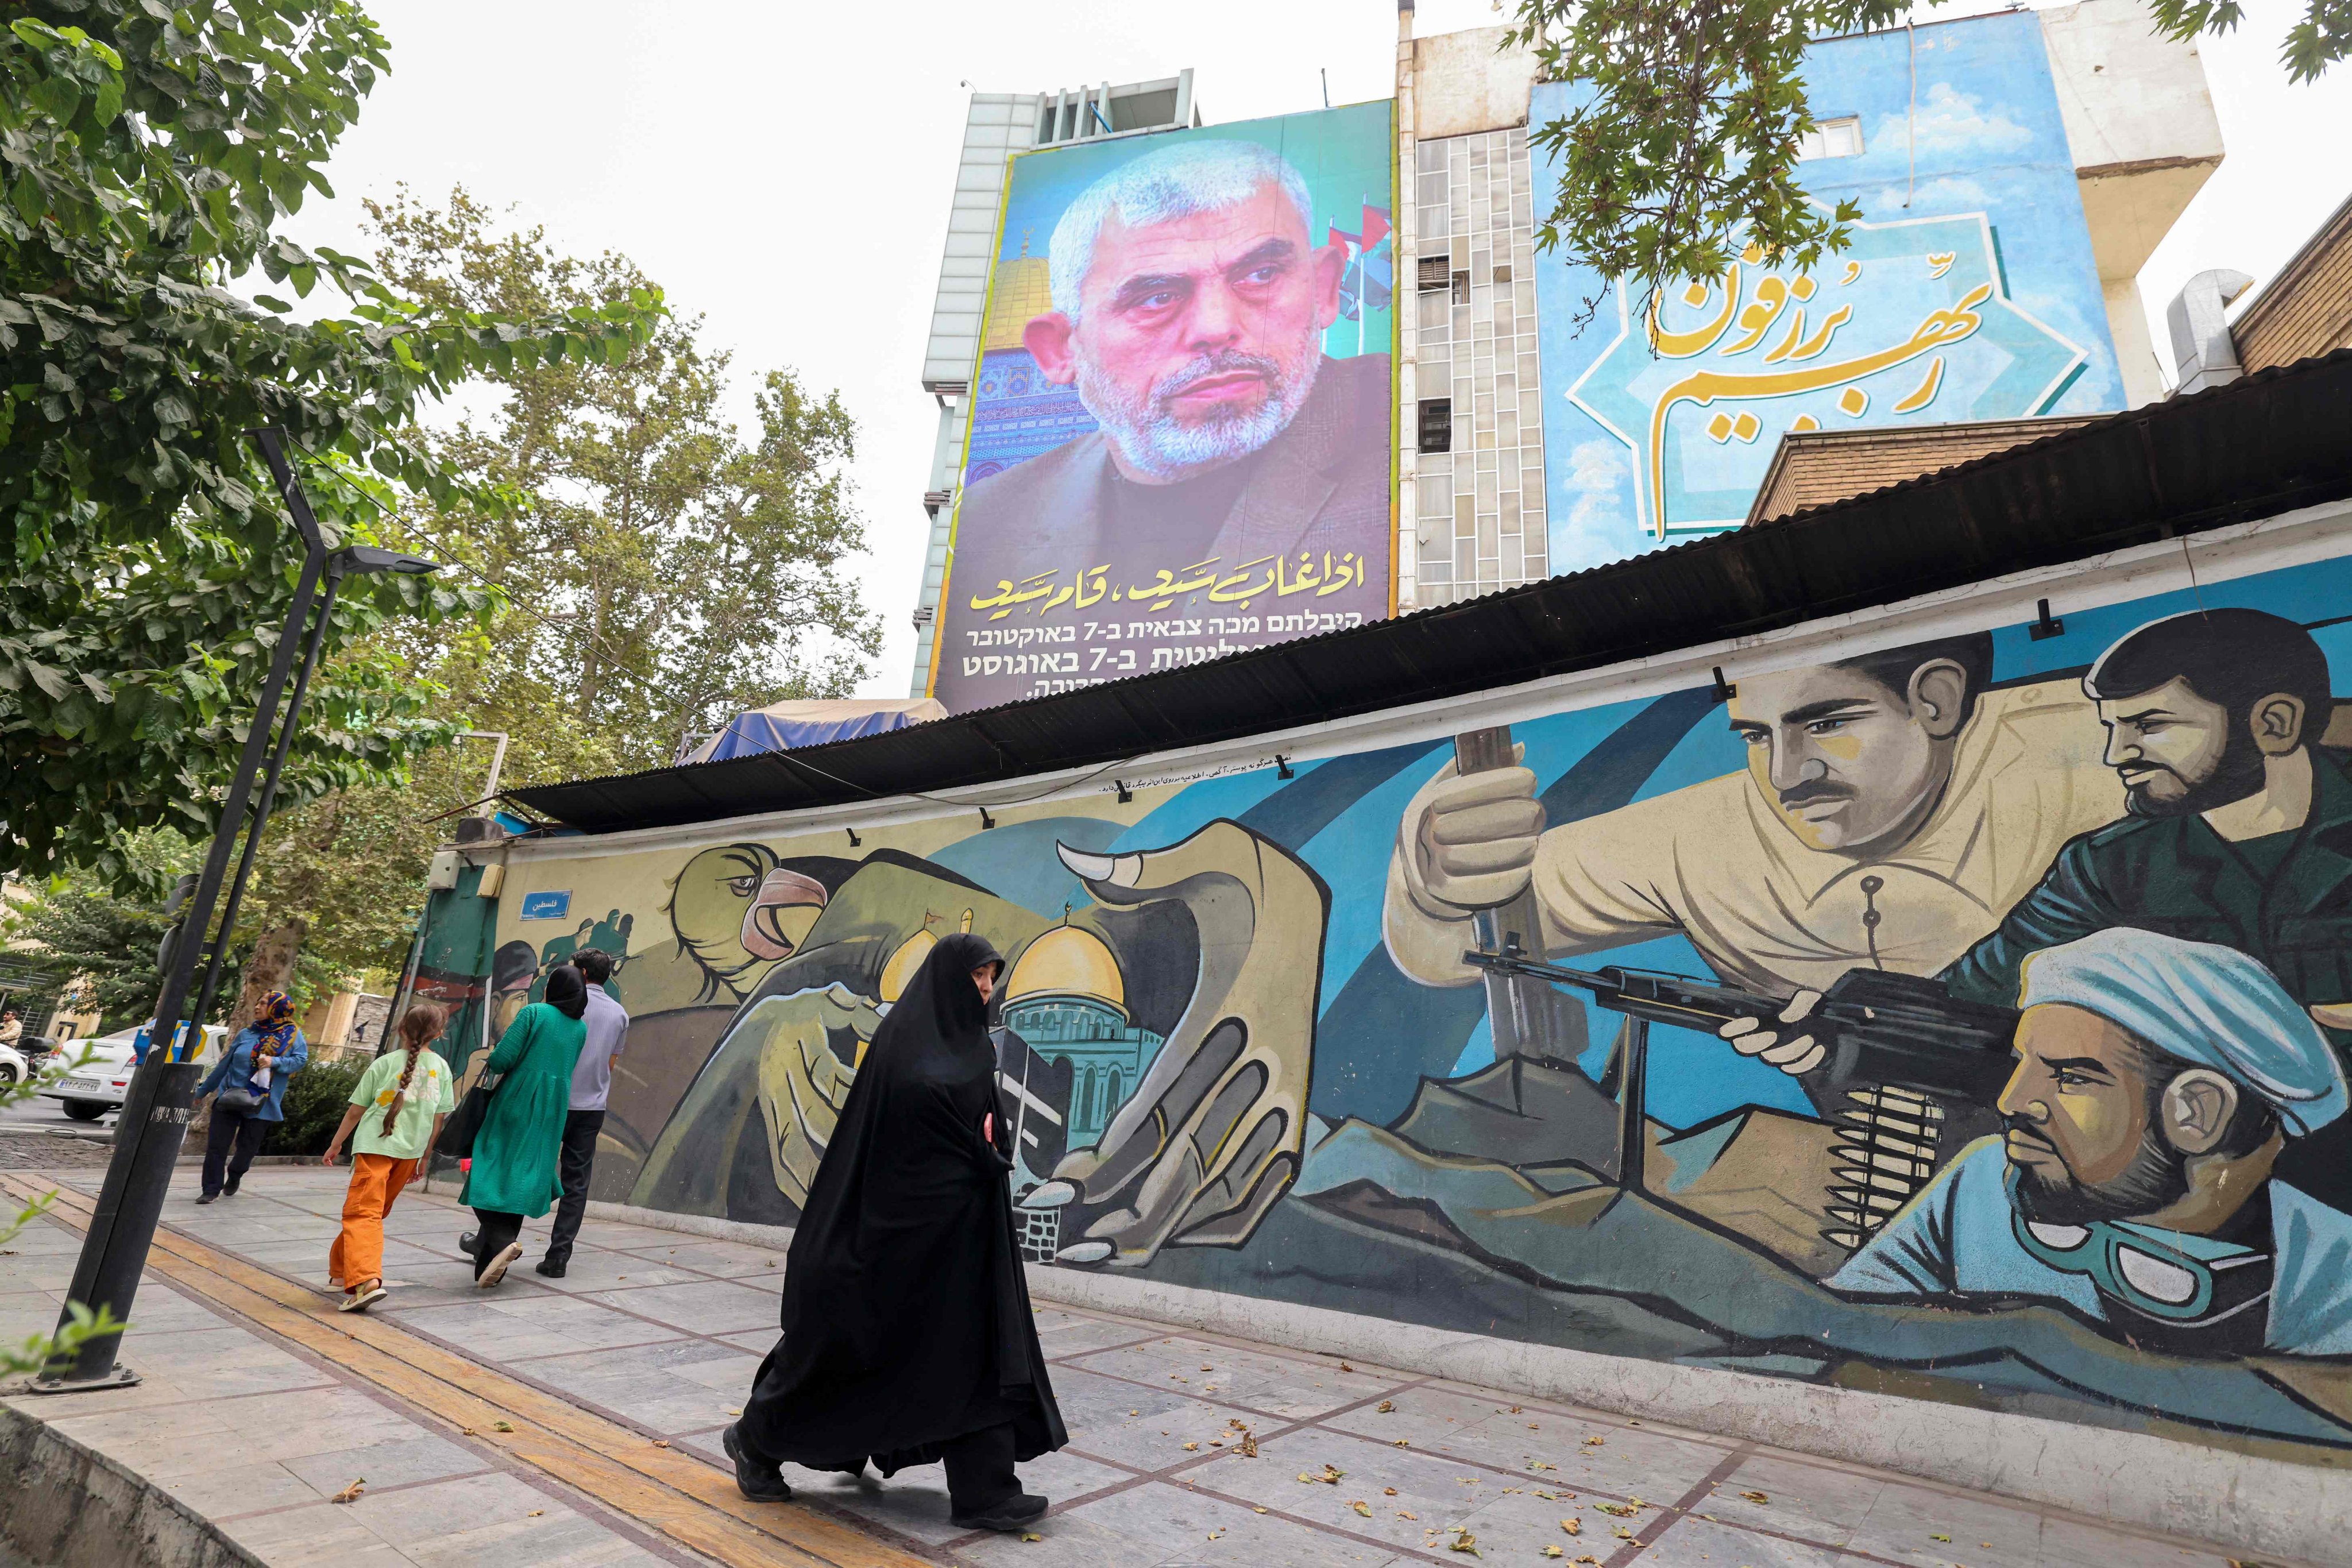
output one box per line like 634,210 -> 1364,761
329,1153 -> 419,1291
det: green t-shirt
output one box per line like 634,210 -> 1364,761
347,1046 -> 457,1160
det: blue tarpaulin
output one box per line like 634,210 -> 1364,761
689,698 -> 948,764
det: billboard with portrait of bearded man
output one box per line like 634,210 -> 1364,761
928,102 -> 1396,711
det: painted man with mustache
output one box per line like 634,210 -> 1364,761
941,138 -> 1388,706
1383,634 -> 2121,1057
1831,928 -> 2352,1355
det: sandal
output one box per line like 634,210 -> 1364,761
340,1281 -> 388,1313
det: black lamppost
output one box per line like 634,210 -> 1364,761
32,430 -> 439,1389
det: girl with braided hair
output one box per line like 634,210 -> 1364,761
324,1003 -> 457,1313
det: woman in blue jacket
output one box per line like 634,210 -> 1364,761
194,990 -> 309,1203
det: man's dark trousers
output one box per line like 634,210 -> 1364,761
545,1108 -> 604,1266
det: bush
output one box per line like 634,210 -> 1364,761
264,1056 -> 368,1156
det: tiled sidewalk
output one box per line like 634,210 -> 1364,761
3,1162 -> 2300,1568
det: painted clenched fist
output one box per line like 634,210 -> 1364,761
1400,748 -> 1547,914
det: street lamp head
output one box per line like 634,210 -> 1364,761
335,544 -> 442,577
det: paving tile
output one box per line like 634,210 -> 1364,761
518,1252 -> 706,1295
975,1478 -> 1400,1567
578,1277 -> 777,1334
608,1237 -> 788,1279
2033,1514 -> 2236,1568
1051,1365 -> 1270,1472
220,1499 -> 408,1566
514,1338 -> 756,1432
280,1432 -> 492,1498
1690,1451 -> 1882,1546
1068,1334 -> 1399,1420
1633,1511 -> 1848,1566
385,1298 -> 681,1361
1845,1483 -> 2046,1566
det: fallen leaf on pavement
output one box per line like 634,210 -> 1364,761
1239,1434 -> 1259,1457
652,1440 -> 670,1449
492,1422 -> 515,1434
1350,1500 -> 1372,1517
1393,1439 -> 1411,1448
1741,1490 -> 1770,1504
1020,1532 -> 1041,1542
526,1510 -> 543,1517
1595,1502 -> 1636,1517
1612,1525 -> 1633,1539
1252,1507 -> 1268,1515
1340,1362 -> 1355,1372
1527,1460 -> 1556,1472
1447,1530 -> 1479,1555
330,1480 -> 364,1504
1397,1510 -> 1418,1520
1932,1535 -> 1952,1543
1383,1487 -> 1397,1496
1543,1549 -> 1564,1560
1182,1442 -> 1199,1451
1562,1519 -> 1581,1536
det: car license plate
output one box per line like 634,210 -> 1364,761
60,1077 -> 97,1091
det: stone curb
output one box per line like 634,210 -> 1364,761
0,1398 -> 262,1567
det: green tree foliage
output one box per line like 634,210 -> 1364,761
364,188 -> 880,779
6,878 -> 174,1030
0,2 -> 661,890
1506,0 -> 2346,321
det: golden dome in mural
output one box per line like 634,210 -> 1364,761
1005,924 -> 1126,1018
879,926 -> 937,1005
982,242 -> 1054,353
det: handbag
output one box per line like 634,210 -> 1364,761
215,1087 -> 262,1113
436,1073 -> 503,1158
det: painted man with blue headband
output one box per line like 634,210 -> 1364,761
1831,927 -> 2352,1357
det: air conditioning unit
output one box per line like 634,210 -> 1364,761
426,849 -> 461,891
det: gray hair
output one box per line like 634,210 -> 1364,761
1047,140 -> 1317,322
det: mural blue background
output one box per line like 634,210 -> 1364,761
1532,10 -> 2125,571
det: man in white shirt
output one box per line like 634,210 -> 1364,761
540,948 -> 629,1278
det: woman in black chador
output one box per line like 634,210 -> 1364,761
723,931 -> 1067,1532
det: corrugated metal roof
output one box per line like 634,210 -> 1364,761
511,347 -> 2352,835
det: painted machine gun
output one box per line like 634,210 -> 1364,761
1461,944 -> 2019,1103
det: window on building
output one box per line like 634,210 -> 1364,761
1450,270 -> 1470,306
1797,117 -> 1864,160
1418,399 -> 1453,454
1418,254 -> 1451,293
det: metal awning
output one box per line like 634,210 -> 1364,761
511,347 -> 2352,835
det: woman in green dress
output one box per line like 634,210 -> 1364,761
461,964 -> 589,1287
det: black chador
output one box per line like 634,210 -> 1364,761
729,931 -> 1065,1525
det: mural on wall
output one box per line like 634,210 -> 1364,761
1534,10 -> 2126,569
491,549 -> 2352,1458
930,100 -> 1397,710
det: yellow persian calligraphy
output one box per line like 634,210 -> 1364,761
1643,283 -> 1993,538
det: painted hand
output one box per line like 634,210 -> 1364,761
1400,749 -> 1546,913
1718,989 -> 1826,1075
1019,822 -> 1324,1268
750,983 -> 879,1210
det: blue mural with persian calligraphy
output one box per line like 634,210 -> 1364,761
1533,9 -> 2123,567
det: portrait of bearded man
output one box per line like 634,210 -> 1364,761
937,136 -> 1390,709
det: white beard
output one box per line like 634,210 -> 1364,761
1074,334 -> 1323,483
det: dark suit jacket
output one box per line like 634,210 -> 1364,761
937,353 -> 1392,708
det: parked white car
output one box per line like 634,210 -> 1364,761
39,1024 -> 227,1121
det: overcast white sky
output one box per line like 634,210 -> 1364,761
291,0 -> 2352,700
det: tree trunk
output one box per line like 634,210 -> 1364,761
233,918 -> 308,1031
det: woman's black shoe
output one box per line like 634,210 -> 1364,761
722,1424 -> 793,1503
950,1493 -> 1048,1532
